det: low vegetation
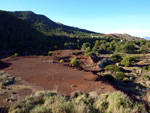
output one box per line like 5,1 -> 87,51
48,51 -> 53,56
8,91 -> 146,113
110,54 -> 122,63
142,65 -> 150,71
1,10 -> 150,113
142,75 -> 150,80
70,57 -> 80,66
121,55 -> 139,67
84,47 -> 92,56
13,53 -> 18,57
114,72 -> 126,80
104,65 -> 125,72
60,59 -> 64,63
0,71 -> 15,87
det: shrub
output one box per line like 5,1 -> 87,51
121,55 -> 136,67
110,54 -> 122,63
70,57 -> 80,66
48,51 -> 53,56
104,65 -> 125,72
13,53 -> 18,57
8,91 -> 147,113
142,66 -> 148,70
74,52 -> 79,55
142,65 -> 150,71
143,91 -> 150,108
70,90 -> 84,98
133,55 -> 140,60
84,47 -> 92,56
103,74 -> 115,83
0,71 -> 15,86
114,72 -> 126,80
51,46 -> 58,50
142,75 -> 150,80
84,52 -> 92,56
94,91 -> 146,113
81,43 -> 91,51
123,77 -> 132,82
60,59 -> 64,63
0,83 -> 3,89
148,65 -> 150,71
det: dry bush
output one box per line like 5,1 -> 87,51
8,91 -> 147,113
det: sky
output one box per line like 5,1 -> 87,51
0,0 -> 150,37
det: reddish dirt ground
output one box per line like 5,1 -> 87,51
1,50 -> 116,95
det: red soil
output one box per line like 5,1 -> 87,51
1,50 -> 116,95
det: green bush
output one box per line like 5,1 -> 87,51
74,52 -> 79,55
121,55 -> 136,67
142,75 -> 150,80
110,54 -> 122,63
8,91 -> 146,113
70,90 -> 84,98
94,91 -> 146,113
70,57 -> 80,66
142,65 -> 150,71
13,53 -> 18,57
104,65 -> 125,72
48,51 -> 53,56
142,66 -> 148,70
103,74 -> 115,83
60,59 -> 64,63
81,43 -> 91,51
84,47 -> 92,56
0,71 -> 15,86
133,55 -> 140,59
148,65 -> 150,71
114,72 -> 126,80
84,52 -> 92,56
123,77 -> 132,82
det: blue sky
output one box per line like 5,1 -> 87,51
0,0 -> 150,37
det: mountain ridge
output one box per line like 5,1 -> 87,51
10,11 -> 99,37
111,33 -> 143,40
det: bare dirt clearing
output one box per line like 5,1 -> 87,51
1,50 -> 116,96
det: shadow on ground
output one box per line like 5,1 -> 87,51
0,62 -> 11,69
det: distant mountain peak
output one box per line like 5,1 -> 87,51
111,33 -> 143,40
143,36 -> 150,40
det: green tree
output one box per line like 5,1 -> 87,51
121,43 -> 136,53
81,43 -> 91,51
110,54 -> 122,63
104,65 -> 125,72
114,72 -> 126,80
121,55 -> 136,67
139,45 -> 149,54
84,47 -> 92,56
92,40 -> 100,54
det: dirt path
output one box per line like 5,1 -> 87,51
1,56 -> 116,95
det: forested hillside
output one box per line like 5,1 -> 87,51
0,10 -> 148,58
0,11 -> 50,56
11,11 -> 99,37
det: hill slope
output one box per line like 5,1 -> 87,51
11,11 -> 99,37
112,33 -> 143,40
0,11 -> 48,56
